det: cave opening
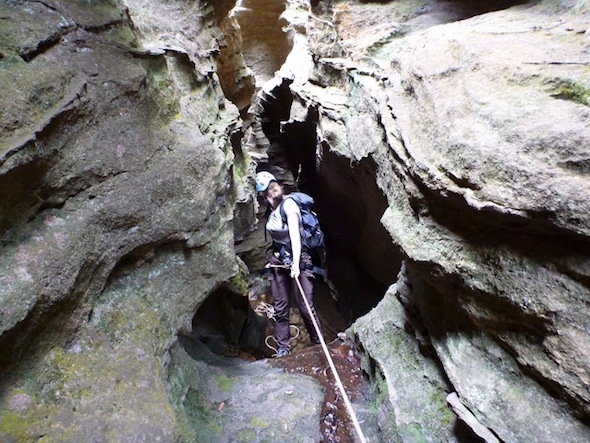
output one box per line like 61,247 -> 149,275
191,283 -> 270,359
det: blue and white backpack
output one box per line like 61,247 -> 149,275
278,192 -> 324,251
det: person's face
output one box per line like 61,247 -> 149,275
264,181 -> 283,207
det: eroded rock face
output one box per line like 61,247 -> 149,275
0,0 -> 253,440
232,0 -> 294,87
244,0 -> 590,440
3,0 -> 590,441
169,336 -> 324,442
349,264 -> 459,442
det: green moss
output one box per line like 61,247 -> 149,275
216,374 -> 235,392
93,290 -> 166,348
145,61 -> 180,121
228,272 -> 249,297
0,18 -> 22,56
382,330 -> 421,370
183,388 -> 222,441
236,428 -> 256,442
368,370 -> 397,438
231,149 -> 250,183
0,280 -> 178,441
0,52 -> 24,69
402,423 -> 428,443
548,79 -> 590,105
250,416 -> 269,429
429,390 -> 454,428
0,410 -> 30,442
370,370 -> 388,408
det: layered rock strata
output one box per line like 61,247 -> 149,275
2,0 -> 590,441
244,0 -> 590,440
0,0 -> 256,440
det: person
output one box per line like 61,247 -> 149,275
255,171 -> 323,357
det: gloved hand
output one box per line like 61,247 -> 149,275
290,264 -> 300,279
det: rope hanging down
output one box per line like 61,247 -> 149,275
293,275 -> 368,443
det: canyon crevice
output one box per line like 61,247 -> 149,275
1,0 -> 589,442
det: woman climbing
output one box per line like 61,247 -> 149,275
255,171 -> 323,357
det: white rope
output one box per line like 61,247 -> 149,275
291,324 -> 300,341
265,335 -> 279,354
265,264 -> 368,441
254,301 -> 276,321
294,275 -> 368,443
264,325 -> 301,356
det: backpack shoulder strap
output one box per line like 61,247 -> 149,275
280,193 -> 314,224
264,205 -> 272,241
278,197 -> 290,228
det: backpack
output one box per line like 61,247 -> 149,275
278,192 -> 324,251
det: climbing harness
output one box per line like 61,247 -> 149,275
293,275 -> 368,443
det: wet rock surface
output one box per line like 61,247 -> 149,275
270,339 -> 377,443
173,331 -> 377,443
190,270 -> 378,442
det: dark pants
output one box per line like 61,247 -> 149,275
270,253 -> 322,350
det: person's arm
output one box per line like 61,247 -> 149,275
286,206 -> 302,279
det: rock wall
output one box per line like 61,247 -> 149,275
0,0 -> 255,440
2,0 -> 590,441
245,0 -> 590,441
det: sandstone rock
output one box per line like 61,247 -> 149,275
232,0 -> 294,87
252,0 -> 590,440
0,0 -> 254,440
3,0 -> 590,441
169,335 -> 323,443
349,273 -> 459,442
0,228 -> 236,442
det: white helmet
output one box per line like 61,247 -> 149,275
255,171 -> 277,192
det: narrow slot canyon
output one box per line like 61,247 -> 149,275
195,0 -> 394,356
0,0 -> 589,442
183,1 -> 565,441
187,4 -> 405,439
